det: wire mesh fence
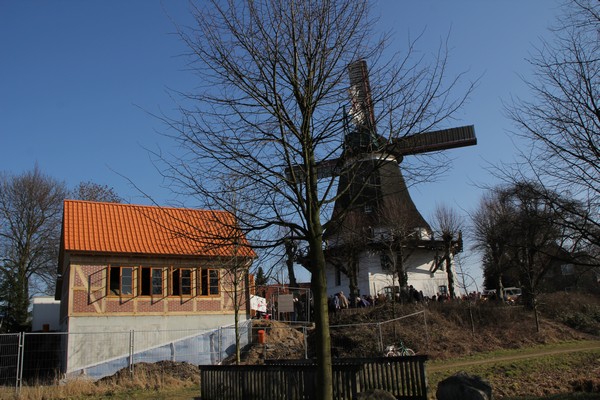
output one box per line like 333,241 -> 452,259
329,310 -> 428,358
0,321 -> 252,392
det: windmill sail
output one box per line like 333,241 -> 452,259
347,60 -> 376,134
388,125 -> 477,157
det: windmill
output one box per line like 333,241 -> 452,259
327,60 -> 476,234
289,59 -> 477,298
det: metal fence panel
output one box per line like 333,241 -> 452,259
0,334 -> 20,387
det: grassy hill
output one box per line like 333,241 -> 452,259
323,291 -> 599,360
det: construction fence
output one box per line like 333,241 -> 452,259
0,322 -> 251,392
0,311 -> 428,393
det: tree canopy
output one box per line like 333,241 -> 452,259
0,166 -> 67,332
505,0 -> 600,256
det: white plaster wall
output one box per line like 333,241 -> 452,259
31,296 -> 61,331
326,247 -> 460,298
65,314 -> 243,373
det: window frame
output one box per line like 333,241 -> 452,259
139,266 -> 164,297
108,265 -> 135,297
198,268 -> 220,296
170,267 -> 193,297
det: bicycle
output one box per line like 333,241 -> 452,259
384,342 -> 415,357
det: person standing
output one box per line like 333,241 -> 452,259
338,291 -> 349,309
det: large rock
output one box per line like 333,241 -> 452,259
356,389 -> 397,400
436,371 -> 492,400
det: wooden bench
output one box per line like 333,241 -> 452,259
199,355 -> 428,399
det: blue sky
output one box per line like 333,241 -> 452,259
0,1 -> 563,288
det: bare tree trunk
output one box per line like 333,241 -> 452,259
395,248 -> 408,287
310,244 -> 333,400
532,294 -> 540,333
285,239 -> 298,290
348,255 -> 359,306
497,274 -> 504,303
444,251 -> 455,299
234,280 -> 240,364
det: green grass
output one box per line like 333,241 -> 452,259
427,344 -> 600,400
428,340 -> 600,367
59,386 -> 198,400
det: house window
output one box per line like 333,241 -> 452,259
109,266 -> 134,296
140,267 -> 163,296
199,269 -> 220,296
152,268 -> 163,295
171,268 -> 193,296
561,263 -> 574,276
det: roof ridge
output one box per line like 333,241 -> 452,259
63,199 -> 229,214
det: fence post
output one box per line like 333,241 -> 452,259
16,332 -> 24,394
170,342 -> 176,361
377,322 -> 383,353
129,330 -> 135,375
303,326 -> 308,359
423,311 -> 430,349
218,327 -> 223,364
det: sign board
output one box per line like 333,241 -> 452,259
277,294 -> 295,313
250,295 -> 267,312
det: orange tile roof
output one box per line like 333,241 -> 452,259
62,200 -> 255,258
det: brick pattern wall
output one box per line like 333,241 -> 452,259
66,261 -> 246,317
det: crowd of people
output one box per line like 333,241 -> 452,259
326,286 -> 492,312
256,286 -> 493,321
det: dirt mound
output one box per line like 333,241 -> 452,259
223,319 -> 307,364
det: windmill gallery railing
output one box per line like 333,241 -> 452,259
199,355 -> 429,400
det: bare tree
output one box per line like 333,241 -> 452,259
226,245 -> 252,364
502,182 -> 569,332
432,204 -> 464,299
284,237 -> 299,290
471,190 -> 516,301
217,177 -> 255,364
376,197 -> 422,291
71,181 -> 122,203
0,166 -> 67,331
504,0 -> 600,255
158,1 -> 473,397
473,182 -> 573,332
325,210 -> 369,304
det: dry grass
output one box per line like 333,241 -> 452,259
0,361 -> 199,400
0,378 -> 104,400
